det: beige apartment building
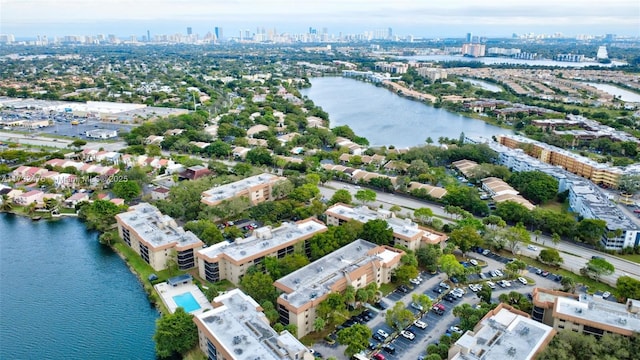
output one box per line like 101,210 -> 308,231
497,134 -> 622,188
115,203 -> 204,271
274,239 -> 404,338
196,218 -> 327,285
325,203 -> 447,251
531,287 -> 640,338
201,173 -> 286,207
449,303 -> 555,360
193,289 -> 313,360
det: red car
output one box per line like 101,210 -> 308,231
372,353 -> 385,360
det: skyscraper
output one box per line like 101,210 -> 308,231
214,27 -> 222,41
466,32 -> 472,43
147,30 -> 151,42
187,27 -> 192,36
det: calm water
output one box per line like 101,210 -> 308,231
585,83 -> 640,103
300,77 -> 511,148
461,78 -> 503,92
396,55 -> 625,68
0,214 -> 158,359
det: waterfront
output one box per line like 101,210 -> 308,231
0,214 -> 158,359
586,82 -> 640,103
300,77 -> 511,148
461,78 -> 503,92
396,55 -> 626,68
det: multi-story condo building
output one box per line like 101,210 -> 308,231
496,134 -> 623,189
449,303 -> 555,360
531,288 -> 640,338
325,203 -> 447,251
470,136 -> 640,251
193,289 -> 313,360
196,219 -> 327,284
115,203 -> 204,271
274,239 -> 404,338
201,173 -> 286,207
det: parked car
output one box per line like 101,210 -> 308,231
469,259 -> 478,266
413,320 -> 428,329
486,281 -> 496,289
372,354 -> 385,360
410,278 -> 421,286
396,285 -> 409,293
411,302 -> 424,311
382,344 -> 396,354
449,326 -> 463,334
482,249 -> 491,256
401,330 -> 416,340
432,303 -> 446,315
374,300 -> 388,310
602,291 -> 611,299
518,277 -> 528,285
541,271 -> 550,277
376,329 -> 389,339
439,282 -> 450,289
372,333 -> 385,342
527,245 -> 539,251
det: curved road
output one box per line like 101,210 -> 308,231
321,180 -> 640,285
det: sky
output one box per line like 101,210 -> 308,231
1,0 -> 639,38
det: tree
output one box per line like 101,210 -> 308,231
337,324 -> 372,357
111,180 -> 142,201
448,226 -> 483,257
412,293 -> 433,312
328,189 -> 352,205
354,189 -> 376,205
582,258 -> 615,281
507,171 -> 558,204
575,219 -> 607,245
393,264 -> 419,286
538,248 -> 563,266
69,139 -> 87,149
78,200 -> 124,232
505,259 -> 527,275
439,254 -> 465,279
261,301 -> 279,324
477,285 -> 492,303
499,224 -> 530,255
385,301 -> 414,330
416,245 -> 442,273
245,147 -> 274,166
185,220 -> 226,245
153,308 -> 198,359
414,207 -> 434,225
561,277 -> 576,293
452,303 -> 493,331
616,276 -> 640,301
538,330 -> 640,360
289,183 -> 320,203
313,317 -> 326,333
551,233 -> 561,248
361,219 -> 393,246
498,291 -> 533,313
240,272 -> 277,304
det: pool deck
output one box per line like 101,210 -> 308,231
154,281 -> 213,315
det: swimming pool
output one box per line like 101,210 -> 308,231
172,292 -> 201,313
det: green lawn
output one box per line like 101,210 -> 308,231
615,254 -> 640,264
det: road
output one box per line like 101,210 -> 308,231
320,180 -> 640,284
0,130 -> 126,151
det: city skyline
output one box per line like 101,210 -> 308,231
1,0 -> 639,38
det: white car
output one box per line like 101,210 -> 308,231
494,269 -> 504,277
602,291 -> 611,299
377,329 -> 389,339
411,302 -> 424,311
401,330 -> 416,340
498,280 -> 511,288
518,277 -> 528,285
449,326 -> 463,334
469,284 -> 481,292
439,282 -> 450,290
527,245 -> 539,251
486,281 -> 496,289
413,320 -> 428,329
469,259 -> 478,266
482,249 -> 491,256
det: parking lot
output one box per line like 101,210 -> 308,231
312,248 -> 574,360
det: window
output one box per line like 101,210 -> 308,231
122,228 -> 131,245
205,261 -> 220,282
139,243 -> 150,264
177,249 -> 195,270
206,340 -> 218,360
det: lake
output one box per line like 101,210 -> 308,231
461,78 -> 503,92
0,214 -> 158,359
585,83 -> 640,103
300,77 -> 511,148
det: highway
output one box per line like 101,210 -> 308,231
320,180 -> 640,285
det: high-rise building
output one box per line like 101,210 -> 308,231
466,32 -> 472,43
187,27 -> 192,36
214,27 -> 222,41
147,30 -> 151,42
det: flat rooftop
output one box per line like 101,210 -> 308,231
195,289 -> 309,360
326,204 -> 432,240
116,203 -> 202,249
555,294 -> 640,333
453,307 -> 554,360
201,173 -> 283,204
198,219 -> 327,262
276,239 -> 401,309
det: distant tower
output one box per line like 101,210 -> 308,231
466,32 -> 472,43
388,27 -> 393,39
596,46 -> 609,60
187,27 -> 192,35
147,30 -> 151,42
214,27 -> 222,41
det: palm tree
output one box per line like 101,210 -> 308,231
551,233 -> 561,248
0,195 -> 12,212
